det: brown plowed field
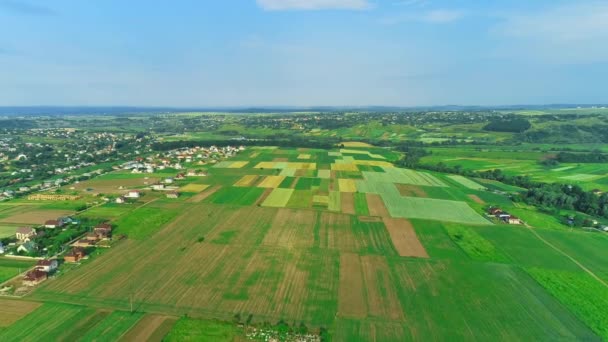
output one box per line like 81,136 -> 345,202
382,218 -> 429,258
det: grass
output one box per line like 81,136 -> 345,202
206,186 -> 264,206
0,258 -> 35,283
353,193 -> 369,215
447,175 -> 486,190
443,223 -> 510,263
526,268 -> 608,340
80,311 -> 144,341
113,205 -> 180,239
164,318 -> 243,341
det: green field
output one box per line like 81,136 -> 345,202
9,146 -> 608,341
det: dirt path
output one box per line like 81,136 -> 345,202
526,225 -> 608,288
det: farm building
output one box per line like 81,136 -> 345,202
115,196 -> 126,204
94,223 -> 112,239
125,190 -> 141,198
487,207 -> 503,216
16,227 -> 36,242
85,233 -> 100,242
508,216 -> 522,225
166,191 -> 179,199
44,220 -> 62,229
23,270 -> 47,286
72,239 -> 95,248
35,259 -> 58,273
64,248 -> 86,263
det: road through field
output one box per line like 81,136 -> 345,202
526,225 -> 608,289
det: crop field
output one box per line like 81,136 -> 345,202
0,258 -> 35,283
68,177 -> 158,194
0,299 -> 40,327
261,188 -> 294,207
447,175 -> 486,190
0,209 -> 74,225
16,147 -> 608,340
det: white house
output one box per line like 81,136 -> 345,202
35,259 -> 58,273
125,190 -> 141,198
152,184 -> 165,191
115,196 -> 126,204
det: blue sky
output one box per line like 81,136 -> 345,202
0,0 -> 607,106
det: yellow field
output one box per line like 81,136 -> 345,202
340,142 -> 374,147
179,184 -> 210,192
228,161 -> 249,168
254,162 -> 316,170
331,163 -> 359,172
297,154 -> 311,159
257,175 -> 286,188
234,175 -> 258,187
354,160 -> 394,168
338,179 -> 357,192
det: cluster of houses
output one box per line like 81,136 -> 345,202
22,259 -> 58,286
19,223 -> 112,286
72,223 -> 113,248
119,145 -> 244,174
487,207 -> 523,225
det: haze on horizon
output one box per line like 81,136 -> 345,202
0,0 -> 607,107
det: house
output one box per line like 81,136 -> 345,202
125,190 -> 141,198
602,225 -> 608,232
23,270 -> 47,286
175,173 -> 185,180
152,184 -> 165,191
166,191 -> 179,199
115,196 -> 126,204
164,177 -> 174,184
17,241 -> 37,254
35,259 -> 58,273
94,223 -> 112,239
592,189 -> 603,196
64,248 -> 86,263
508,216 -> 522,225
16,227 -> 36,242
44,219 -> 62,229
85,232 -> 99,242
72,239 -> 95,248
487,208 -> 503,216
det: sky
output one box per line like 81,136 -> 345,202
0,0 -> 607,107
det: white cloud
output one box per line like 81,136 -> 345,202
256,0 -> 371,11
421,9 -> 464,23
495,2 -> 608,64
381,9 -> 464,25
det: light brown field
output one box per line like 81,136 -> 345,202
382,218 -> 429,258
396,184 -> 428,198
357,216 -> 382,222
187,185 -> 221,203
366,194 -> 390,217
257,175 -> 286,188
331,163 -> 359,172
234,175 -> 258,187
70,178 -> 158,194
179,184 -> 210,193
340,192 -> 355,215
297,154 -> 311,160
340,141 -> 374,147
468,194 -> 485,204
338,253 -> 367,318
273,158 -> 288,162
118,314 -> 177,342
0,209 -> 74,224
0,299 -> 41,327
360,256 -> 405,321
34,206 -> 340,323
228,161 -> 249,168
262,209 -> 316,248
